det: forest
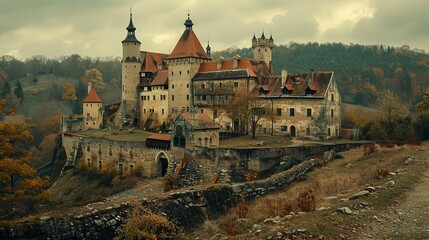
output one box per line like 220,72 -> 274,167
212,42 -> 429,106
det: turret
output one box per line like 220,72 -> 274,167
121,11 -> 142,123
252,31 -> 274,74
206,41 -> 211,58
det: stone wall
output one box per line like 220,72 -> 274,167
0,152 -> 334,240
61,134 -> 180,178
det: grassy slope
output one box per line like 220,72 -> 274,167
189,143 -> 429,239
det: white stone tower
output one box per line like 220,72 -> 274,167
121,12 -> 142,123
165,14 -> 211,115
252,32 -> 274,74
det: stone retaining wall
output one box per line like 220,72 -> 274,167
0,151 -> 335,239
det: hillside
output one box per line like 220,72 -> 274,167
211,43 -> 429,106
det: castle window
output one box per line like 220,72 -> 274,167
172,84 -> 174,89
130,164 -> 134,172
281,125 -> 287,131
187,107 -> 189,112
307,108 -> 312,117
141,96 -> 144,100
87,158 -> 91,165
162,109 -> 164,114
144,109 -> 146,114
201,109 -> 204,113
265,49 -> 267,52
201,84 -> 205,89
86,104 -> 88,107
186,95 -> 189,100
172,95 -> 175,101
277,108 -> 282,116
331,109 -> 334,117
234,82 -> 238,88
90,104 -> 92,107
119,163 -> 124,175
331,93 -> 334,101
172,71 -> 174,75
98,161 -> 102,170
219,83 -> 222,88
187,84 -> 189,88
187,70 -> 190,74
153,95 -> 155,100
306,127 -> 311,136
202,95 -> 206,100
290,108 -> 295,117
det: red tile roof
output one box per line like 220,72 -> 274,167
150,70 -> 168,86
193,58 -> 271,80
181,112 -> 220,130
140,51 -> 168,73
166,29 -> 209,60
249,71 -> 334,99
147,134 -> 172,141
83,88 -> 103,103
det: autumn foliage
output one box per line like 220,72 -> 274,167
0,111 -> 51,216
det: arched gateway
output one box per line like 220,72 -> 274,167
155,151 -> 170,177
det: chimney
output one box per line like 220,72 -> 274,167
281,69 -> 287,86
233,55 -> 240,69
217,57 -> 224,70
309,68 -> 314,85
88,82 -> 92,94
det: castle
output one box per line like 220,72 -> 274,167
59,12 -> 341,179
117,13 -> 341,141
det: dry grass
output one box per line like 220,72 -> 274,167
219,134 -> 293,148
74,128 -> 153,142
190,143 -> 427,239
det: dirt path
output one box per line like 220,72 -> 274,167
359,149 -> 429,239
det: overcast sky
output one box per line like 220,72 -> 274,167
1,0 -> 428,60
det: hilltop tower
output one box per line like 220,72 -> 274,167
83,83 -> 103,130
165,14 -> 211,115
121,12 -> 142,123
252,32 -> 274,73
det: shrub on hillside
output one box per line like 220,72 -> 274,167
115,207 -> 184,240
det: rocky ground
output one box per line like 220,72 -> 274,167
189,143 -> 429,240
358,157 -> 429,239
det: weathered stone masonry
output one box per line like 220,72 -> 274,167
0,153 -> 334,240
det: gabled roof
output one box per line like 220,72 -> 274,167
166,29 -> 209,60
249,71 -> 334,99
83,88 -> 103,103
180,112 -> 220,130
137,70 -> 169,88
193,58 -> 271,81
150,70 -> 168,86
140,51 -> 168,73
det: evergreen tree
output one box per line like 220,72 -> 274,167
1,81 -> 11,98
14,81 -> 24,103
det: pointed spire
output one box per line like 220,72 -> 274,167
122,9 -> 140,43
261,30 -> 265,39
126,9 -> 136,33
184,11 -> 194,30
252,33 -> 256,40
206,40 -> 211,56
269,34 -> 273,40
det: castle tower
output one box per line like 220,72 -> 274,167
83,82 -> 103,130
121,12 -> 142,121
252,32 -> 274,73
165,14 -> 211,115
206,41 -> 211,58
